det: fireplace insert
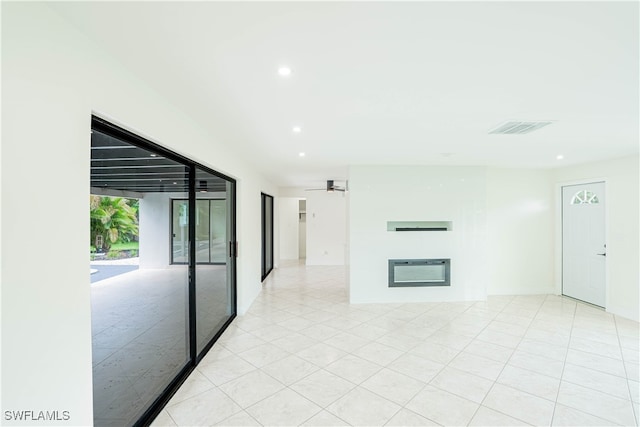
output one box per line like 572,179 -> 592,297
388,258 -> 451,287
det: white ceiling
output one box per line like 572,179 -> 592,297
51,1 -> 638,188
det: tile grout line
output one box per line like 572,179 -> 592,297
376,298 -> 506,426
161,263 -> 637,427
231,270 -> 389,425
382,300 -> 452,419
315,306 -> 420,425
218,306 -> 325,424
360,300 -> 450,426
315,298 -> 446,425
286,268 -> 374,426
549,293 -> 577,427
613,314 -> 639,426
421,300 -> 498,425
460,295 -> 516,425
465,294 -> 549,426
263,278 -> 495,425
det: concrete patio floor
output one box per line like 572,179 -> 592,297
91,265 -> 231,426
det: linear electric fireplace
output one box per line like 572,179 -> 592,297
388,259 -> 451,287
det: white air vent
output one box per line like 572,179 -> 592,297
489,120 -> 553,135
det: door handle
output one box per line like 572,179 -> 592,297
597,253 -> 606,256
229,241 -> 238,258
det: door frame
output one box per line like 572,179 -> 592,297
555,177 -> 609,307
261,192 -> 275,281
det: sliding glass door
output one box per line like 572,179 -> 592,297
90,116 -> 236,426
261,193 -> 274,280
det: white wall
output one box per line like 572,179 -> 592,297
486,168 -> 555,295
349,162 -> 638,319
1,3 -> 276,423
349,166 -> 488,303
139,192 -> 182,268
279,187 -> 307,198
306,191 -> 348,265
553,156 -> 639,321
278,198 -> 300,261
237,182 -> 277,304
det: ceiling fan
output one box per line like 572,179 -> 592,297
305,180 -> 348,192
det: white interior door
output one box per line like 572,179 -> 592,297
562,182 -> 606,307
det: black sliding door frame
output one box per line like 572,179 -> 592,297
261,192 -> 274,281
91,116 -> 237,427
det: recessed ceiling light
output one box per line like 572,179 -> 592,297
150,154 -> 157,157
292,126 -> 302,133
557,154 -> 564,160
278,66 -> 292,77
299,152 -> 305,157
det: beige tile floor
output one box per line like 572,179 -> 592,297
152,262 -> 639,426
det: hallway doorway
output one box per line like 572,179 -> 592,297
299,199 -> 307,260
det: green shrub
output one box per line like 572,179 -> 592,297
129,249 -> 139,257
90,196 -> 139,252
106,250 -> 121,259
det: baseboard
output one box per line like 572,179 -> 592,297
607,304 -> 640,322
487,287 -> 556,296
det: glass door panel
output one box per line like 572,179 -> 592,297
195,169 -> 235,355
90,125 -> 190,427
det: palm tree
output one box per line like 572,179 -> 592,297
90,196 -> 139,252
